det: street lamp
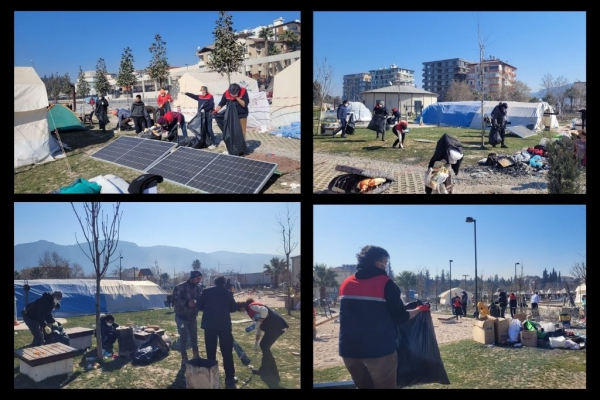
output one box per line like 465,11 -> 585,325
514,262 -> 520,292
466,217 -> 478,315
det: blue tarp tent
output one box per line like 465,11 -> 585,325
15,279 -> 168,318
421,101 -> 559,132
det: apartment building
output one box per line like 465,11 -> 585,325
465,56 -> 517,100
342,64 -> 414,102
422,58 -> 474,101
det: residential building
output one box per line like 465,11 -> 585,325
342,64 -> 414,102
422,58 -> 474,101
465,56 -> 517,100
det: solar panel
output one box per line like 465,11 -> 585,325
91,136 -> 177,171
147,147 -> 278,194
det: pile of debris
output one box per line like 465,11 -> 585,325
464,152 -> 549,178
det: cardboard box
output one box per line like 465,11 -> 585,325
494,317 -> 510,344
513,313 -> 527,322
520,330 -> 537,347
473,319 -> 495,344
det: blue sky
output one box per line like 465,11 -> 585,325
314,205 -> 586,281
314,11 -> 586,97
14,11 -> 301,81
14,202 -> 300,257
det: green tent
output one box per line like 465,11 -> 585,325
47,104 -> 85,132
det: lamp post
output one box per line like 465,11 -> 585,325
466,217 -> 478,315
449,260 -> 453,309
514,262 -> 520,292
119,256 -> 124,280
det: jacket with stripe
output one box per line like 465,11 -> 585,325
338,265 -> 410,359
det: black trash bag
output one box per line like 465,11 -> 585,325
44,322 -> 70,346
326,165 -> 395,194
132,332 -> 170,365
396,301 -> 450,388
186,111 -> 208,149
428,133 -> 464,175
367,114 -> 386,134
489,127 -> 502,146
221,102 -> 247,156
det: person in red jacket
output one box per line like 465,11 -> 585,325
156,88 -> 173,118
156,111 -> 188,142
392,120 -> 409,149
214,83 -> 250,138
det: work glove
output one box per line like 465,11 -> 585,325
254,340 -> 260,351
416,304 -> 430,312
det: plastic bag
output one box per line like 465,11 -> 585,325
221,100 -> 247,156
396,301 -> 450,388
132,332 -> 170,365
508,319 -> 521,342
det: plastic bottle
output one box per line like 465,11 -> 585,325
245,323 -> 256,332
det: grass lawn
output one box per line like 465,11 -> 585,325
14,307 -> 300,389
313,339 -> 586,389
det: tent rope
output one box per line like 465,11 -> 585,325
47,106 -> 73,175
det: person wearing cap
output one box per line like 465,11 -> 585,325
172,271 -> 203,368
21,290 -> 63,346
214,83 -> 250,138
156,110 -> 188,142
156,87 -> 173,118
490,102 -> 509,148
99,314 -> 120,353
461,290 -> 469,318
196,275 -> 239,389
338,245 -> 430,389
332,100 -> 350,138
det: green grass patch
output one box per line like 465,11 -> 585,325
14,307 -> 300,389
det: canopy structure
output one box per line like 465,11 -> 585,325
421,101 -> 559,132
47,104 -> 85,132
15,279 -> 168,318
438,287 -> 473,306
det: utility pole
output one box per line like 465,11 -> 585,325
119,255 -> 124,280
463,274 -> 470,291
133,267 -> 136,281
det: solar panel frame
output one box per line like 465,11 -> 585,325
146,147 -> 278,194
90,136 -> 177,172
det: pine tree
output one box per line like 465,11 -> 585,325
94,58 -> 111,96
147,34 -> 170,90
207,11 -> 245,86
117,47 -> 137,102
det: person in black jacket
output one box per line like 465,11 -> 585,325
214,83 -> 250,139
183,86 -> 216,149
99,314 -> 119,353
236,298 -> 290,388
497,288 -> 508,318
95,94 -> 109,132
490,102 -> 508,148
197,275 -> 238,389
424,133 -> 464,194
130,95 -> 152,133
172,271 -> 203,368
372,101 -> 389,141
332,100 -> 350,138
461,291 -> 469,318
21,291 -> 63,346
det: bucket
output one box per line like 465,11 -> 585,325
185,358 -> 220,389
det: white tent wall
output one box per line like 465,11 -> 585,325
469,101 -> 559,132
14,67 -> 63,168
173,71 -> 269,131
347,102 -> 373,122
575,284 -> 586,304
271,59 -> 300,128
101,280 -> 168,313
438,287 -> 473,306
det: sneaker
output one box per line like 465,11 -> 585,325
207,144 -> 216,150
501,144 -> 508,148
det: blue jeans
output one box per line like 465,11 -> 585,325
175,315 -> 198,357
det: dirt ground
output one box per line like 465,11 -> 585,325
246,153 -> 301,194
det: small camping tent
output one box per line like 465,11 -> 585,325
421,101 -> 559,132
271,59 -> 300,128
173,71 -> 269,131
47,104 -> 86,132
346,102 -> 373,123
14,279 -> 168,318
14,67 -> 64,168
575,284 -> 586,304
439,287 -> 473,306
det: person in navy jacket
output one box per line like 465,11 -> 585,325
183,85 -> 216,148
332,100 -> 350,138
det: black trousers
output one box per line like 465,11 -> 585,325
332,119 -> 347,136
258,328 -> 285,383
22,311 -> 44,346
204,328 -> 235,380
392,127 -> 405,147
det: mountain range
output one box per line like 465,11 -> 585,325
14,240 -> 285,276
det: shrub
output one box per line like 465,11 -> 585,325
546,137 -> 584,194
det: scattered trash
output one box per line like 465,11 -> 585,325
513,343 -> 523,348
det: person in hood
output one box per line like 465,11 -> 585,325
172,271 -> 203,368
99,314 -> 119,353
371,101 -> 389,141
338,245 -> 429,389
95,94 -> 110,132
490,102 -> 508,148
21,291 -> 63,346
214,83 -> 250,139
424,133 -> 464,194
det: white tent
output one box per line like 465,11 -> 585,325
14,67 -> 63,168
439,287 -> 473,306
347,101 -> 373,123
271,59 -> 300,128
575,284 -> 586,303
173,71 -> 270,132
15,279 -> 168,317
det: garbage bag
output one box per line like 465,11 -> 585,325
186,111 -> 208,149
221,101 -> 247,156
132,332 -> 170,365
489,127 -> 502,146
367,114 -> 386,134
396,301 -> 450,388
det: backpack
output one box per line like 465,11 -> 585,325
453,298 -> 462,308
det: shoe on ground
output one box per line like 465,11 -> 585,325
207,144 -> 216,150
501,144 -> 508,148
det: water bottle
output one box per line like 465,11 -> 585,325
245,323 -> 256,332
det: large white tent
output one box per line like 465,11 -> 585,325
173,71 -> 270,132
270,59 -> 300,128
575,284 -> 586,303
15,279 -> 168,317
439,287 -> 473,306
14,67 -> 64,168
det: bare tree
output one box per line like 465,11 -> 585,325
570,260 -> 586,284
71,202 -> 122,361
276,203 -> 298,315
314,58 -> 335,135
506,80 -> 531,102
476,20 -> 489,149
446,81 -> 475,101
